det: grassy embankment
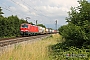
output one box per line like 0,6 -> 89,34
0,34 -> 62,60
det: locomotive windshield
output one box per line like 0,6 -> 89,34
22,24 -> 28,28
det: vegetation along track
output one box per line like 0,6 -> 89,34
0,34 -> 50,47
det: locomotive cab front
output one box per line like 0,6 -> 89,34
20,23 -> 29,35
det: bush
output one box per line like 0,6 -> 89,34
58,23 -> 87,48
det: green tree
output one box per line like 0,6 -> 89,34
66,0 -> 90,27
59,0 -> 90,48
0,7 -> 28,38
0,15 -> 28,38
37,24 -> 46,28
28,22 -> 34,25
0,7 -> 4,17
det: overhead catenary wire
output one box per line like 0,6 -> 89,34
0,0 -> 29,16
20,0 -> 37,11
10,0 -> 31,13
1,6 -> 26,18
20,0 -> 48,18
20,0 -> 49,24
0,3 -> 13,13
10,0 -> 49,18
2,7 -> 13,13
1,0 -> 52,25
0,0 -> 29,18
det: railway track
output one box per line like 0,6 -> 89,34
0,34 -> 50,47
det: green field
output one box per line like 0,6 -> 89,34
0,34 -> 62,60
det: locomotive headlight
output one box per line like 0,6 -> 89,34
21,30 -> 24,31
25,30 -> 28,31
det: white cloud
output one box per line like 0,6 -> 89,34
48,0 -> 78,6
9,7 -> 16,11
16,2 -> 29,12
1,0 -> 79,28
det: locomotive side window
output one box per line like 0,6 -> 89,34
22,24 -> 28,28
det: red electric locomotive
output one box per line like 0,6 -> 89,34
20,23 -> 39,36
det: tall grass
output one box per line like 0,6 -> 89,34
0,34 -> 61,60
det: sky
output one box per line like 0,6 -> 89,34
0,0 -> 88,29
